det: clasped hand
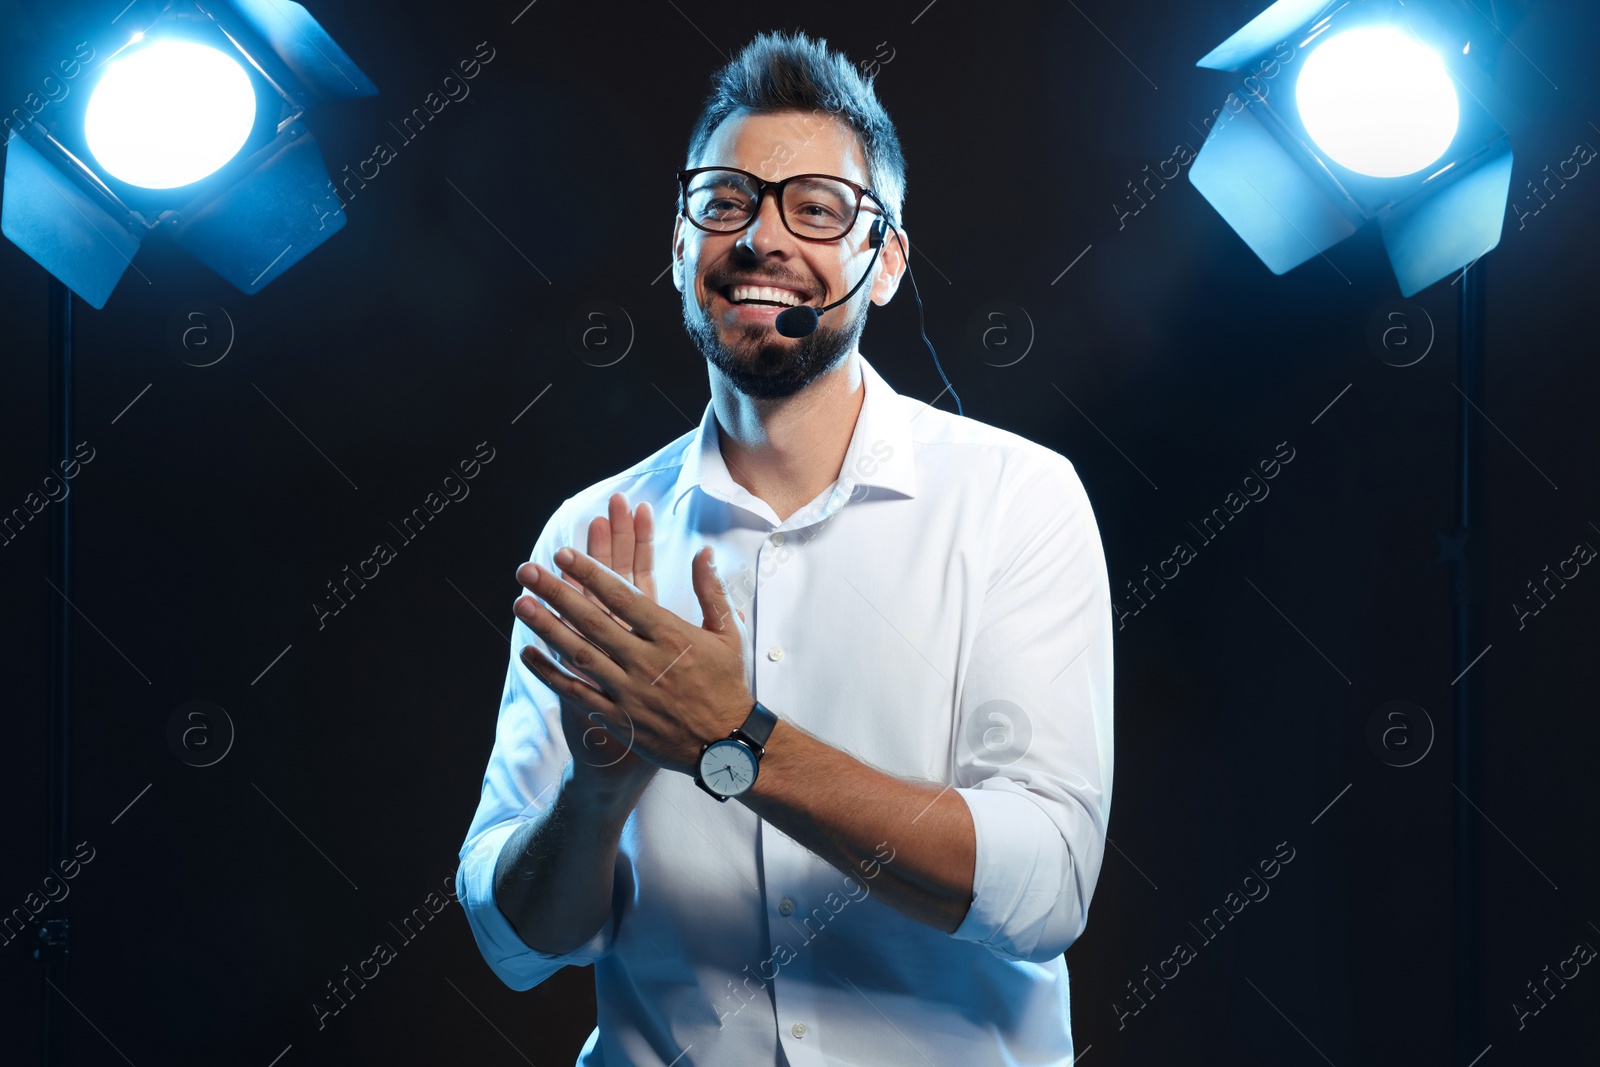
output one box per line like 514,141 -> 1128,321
515,526 -> 753,779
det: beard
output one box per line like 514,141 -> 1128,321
683,283 -> 867,401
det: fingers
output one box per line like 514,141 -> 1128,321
608,492 -> 635,586
520,643 -> 621,717
634,500 -> 657,603
583,515 -> 615,615
691,545 -> 739,637
601,492 -> 656,607
568,494 -> 656,623
516,587 -> 631,688
587,515 -> 612,573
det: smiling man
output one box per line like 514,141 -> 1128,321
456,29 -> 1114,1067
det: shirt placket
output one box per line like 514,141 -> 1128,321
748,525 -> 829,1067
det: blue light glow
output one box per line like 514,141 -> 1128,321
1295,26 -> 1460,179
85,40 -> 257,190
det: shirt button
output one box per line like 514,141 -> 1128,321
771,532 -> 786,546
791,1022 -> 807,1039
778,897 -> 795,916
767,646 -> 784,662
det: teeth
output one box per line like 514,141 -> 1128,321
728,284 -> 805,307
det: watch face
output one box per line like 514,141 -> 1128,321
699,739 -> 758,797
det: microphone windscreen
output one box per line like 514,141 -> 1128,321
774,305 -> 819,338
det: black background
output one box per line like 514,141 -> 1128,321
1,0 -> 1595,1064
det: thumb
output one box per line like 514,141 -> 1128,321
692,545 -> 739,637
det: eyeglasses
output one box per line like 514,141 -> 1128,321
677,166 -> 886,242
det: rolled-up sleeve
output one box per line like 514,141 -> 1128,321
457,820 -> 612,991
456,498 -> 618,990
949,450 -> 1114,964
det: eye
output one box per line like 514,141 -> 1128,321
689,186 -> 754,227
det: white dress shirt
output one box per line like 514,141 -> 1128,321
457,354 -> 1114,1067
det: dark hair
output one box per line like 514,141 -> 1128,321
684,29 -> 907,228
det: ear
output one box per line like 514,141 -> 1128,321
671,214 -> 686,293
870,221 -> 908,306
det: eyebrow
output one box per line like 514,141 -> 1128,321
783,176 -> 854,197
688,171 -> 756,191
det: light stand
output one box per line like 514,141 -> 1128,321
1452,260 -> 1488,1063
39,277 -> 75,1067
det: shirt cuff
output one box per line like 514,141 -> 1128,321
456,819 -> 613,990
950,783 -> 1073,962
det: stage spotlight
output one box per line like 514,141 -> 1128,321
1188,0 -> 1519,296
84,40 -> 258,190
2,1 -> 376,309
1295,26 -> 1460,179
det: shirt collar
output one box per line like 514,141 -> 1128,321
668,355 -> 918,525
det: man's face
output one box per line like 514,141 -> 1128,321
673,110 -> 904,400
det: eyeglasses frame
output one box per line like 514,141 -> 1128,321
676,165 -> 891,244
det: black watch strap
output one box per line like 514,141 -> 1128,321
735,701 -> 778,749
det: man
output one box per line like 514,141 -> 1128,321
457,29 -> 1114,1067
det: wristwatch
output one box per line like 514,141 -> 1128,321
694,701 -> 779,802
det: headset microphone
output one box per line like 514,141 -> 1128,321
770,214 -> 961,416
774,216 -> 887,339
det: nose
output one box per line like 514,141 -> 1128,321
734,191 -> 794,257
